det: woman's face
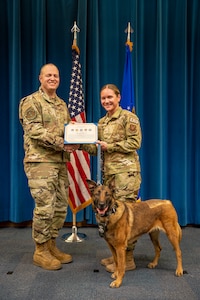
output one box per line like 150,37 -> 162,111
100,87 -> 121,116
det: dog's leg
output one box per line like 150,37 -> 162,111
106,244 -> 117,270
148,230 -> 162,269
110,246 -> 126,288
165,223 -> 183,276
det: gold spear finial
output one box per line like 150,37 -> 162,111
125,22 -> 134,52
71,21 -> 80,54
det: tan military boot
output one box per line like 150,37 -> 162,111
100,256 -> 114,266
33,241 -> 62,270
48,239 -> 72,264
105,250 -> 136,273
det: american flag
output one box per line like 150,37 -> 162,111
67,47 -> 92,213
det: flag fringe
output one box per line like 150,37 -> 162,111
126,41 -> 133,52
68,198 -> 92,214
72,44 -> 80,55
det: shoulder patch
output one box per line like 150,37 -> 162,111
129,124 -> 136,132
25,107 -> 37,120
129,117 -> 138,124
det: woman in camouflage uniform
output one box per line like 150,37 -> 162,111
83,84 -> 142,272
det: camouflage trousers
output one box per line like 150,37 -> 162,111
103,172 -> 141,202
24,162 -> 69,244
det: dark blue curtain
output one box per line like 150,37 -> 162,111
0,0 -> 199,226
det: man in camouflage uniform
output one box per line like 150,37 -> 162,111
83,84 -> 142,273
19,64 -> 79,270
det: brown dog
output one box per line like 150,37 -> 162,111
86,179 -> 183,288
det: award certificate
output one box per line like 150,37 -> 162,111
64,123 -> 98,144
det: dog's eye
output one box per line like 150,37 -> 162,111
105,191 -> 111,198
94,190 -> 101,196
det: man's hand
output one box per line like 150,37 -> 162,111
63,144 -> 80,153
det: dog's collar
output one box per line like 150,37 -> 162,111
96,202 -> 118,237
107,202 -> 118,216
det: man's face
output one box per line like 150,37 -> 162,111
39,65 -> 60,94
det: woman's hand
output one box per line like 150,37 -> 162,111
96,140 -> 108,151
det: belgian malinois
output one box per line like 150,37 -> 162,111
86,179 -> 183,288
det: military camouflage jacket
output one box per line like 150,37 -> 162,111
82,107 -> 142,175
19,88 -> 71,162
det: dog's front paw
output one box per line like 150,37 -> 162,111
110,279 -> 122,288
147,262 -> 157,269
175,268 -> 183,277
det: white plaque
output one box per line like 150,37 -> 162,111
64,123 -> 98,144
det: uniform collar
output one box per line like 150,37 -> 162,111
105,107 -> 122,120
39,87 -> 58,104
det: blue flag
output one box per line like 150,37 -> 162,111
121,44 -> 135,113
121,43 -> 141,201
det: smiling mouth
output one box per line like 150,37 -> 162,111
96,206 -> 108,216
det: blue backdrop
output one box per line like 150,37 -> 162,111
0,0 -> 199,226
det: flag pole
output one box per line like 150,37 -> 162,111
97,144 -> 102,184
71,21 -> 80,53
62,211 -> 87,243
125,21 -> 133,52
62,21 -> 87,243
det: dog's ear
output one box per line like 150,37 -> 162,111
86,179 -> 97,195
108,179 -> 115,193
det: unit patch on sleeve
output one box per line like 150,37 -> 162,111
25,107 -> 37,120
129,124 -> 136,132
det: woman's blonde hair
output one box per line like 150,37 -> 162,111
100,84 -> 120,96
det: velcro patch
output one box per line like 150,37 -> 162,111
129,117 -> 138,124
25,107 -> 37,120
129,124 -> 136,132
